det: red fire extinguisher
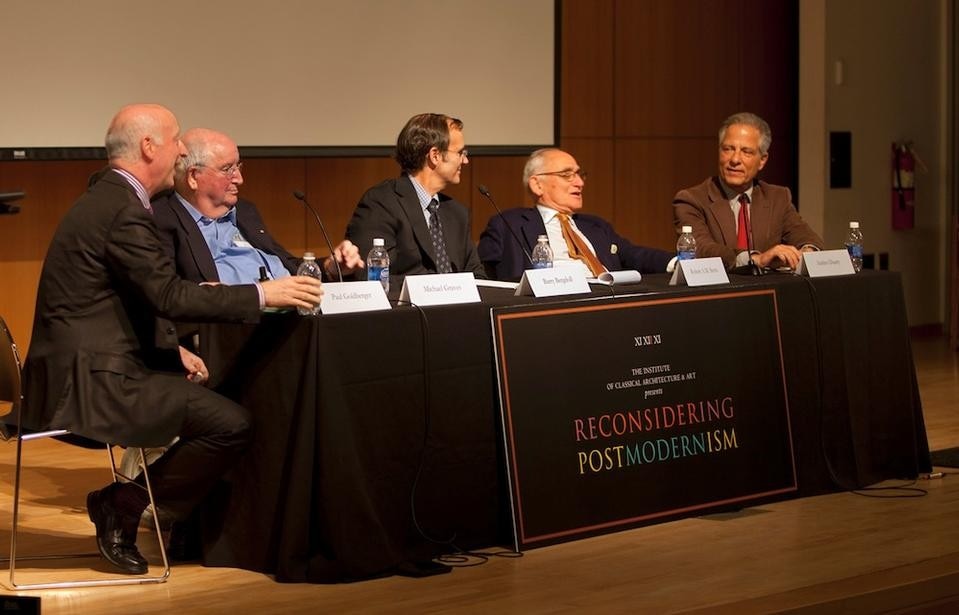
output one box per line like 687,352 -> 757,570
892,142 -> 915,231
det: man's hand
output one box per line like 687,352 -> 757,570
324,240 -> 365,278
261,276 -> 323,309
752,244 -> 803,270
178,345 -> 209,385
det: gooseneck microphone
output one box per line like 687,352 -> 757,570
292,190 -> 343,283
477,184 -> 532,266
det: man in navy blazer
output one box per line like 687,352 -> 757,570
152,128 -> 361,285
478,148 -> 673,281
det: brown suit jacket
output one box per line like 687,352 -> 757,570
672,177 -> 823,270
22,170 -> 261,447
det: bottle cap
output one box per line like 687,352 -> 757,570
373,238 -> 385,247
849,221 -> 860,229
537,234 -> 548,242
681,226 -> 692,233
303,252 -> 315,260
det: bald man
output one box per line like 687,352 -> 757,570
22,104 -> 321,575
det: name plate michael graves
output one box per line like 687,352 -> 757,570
399,272 -> 481,306
491,289 -> 796,549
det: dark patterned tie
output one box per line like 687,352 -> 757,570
427,199 -> 452,274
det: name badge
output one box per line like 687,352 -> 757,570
233,232 -> 252,248
399,272 -> 481,306
796,249 -> 855,277
320,281 -> 391,314
515,268 -> 590,297
669,257 -> 729,286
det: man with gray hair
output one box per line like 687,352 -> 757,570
478,147 -> 672,281
153,127 -> 362,285
672,112 -> 823,271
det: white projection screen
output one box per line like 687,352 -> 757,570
1,0 -> 556,157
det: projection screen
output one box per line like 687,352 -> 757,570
1,0 -> 556,157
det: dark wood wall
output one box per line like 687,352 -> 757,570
0,0 -> 796,350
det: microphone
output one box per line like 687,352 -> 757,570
742,197 -> 763,276
477,185 -> 532,266
292,190 -> 343,283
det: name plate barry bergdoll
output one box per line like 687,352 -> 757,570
491,289 -> 796,549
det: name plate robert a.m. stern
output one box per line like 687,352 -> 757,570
515,268 -> 590,297
669,257 -> 729,286
399,272 -> 481,306
320,281 -> 391,314
796,249 -> 856,277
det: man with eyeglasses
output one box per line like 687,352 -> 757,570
346,113 -> 486,281
153,128 -> 363,285
478,148 -> 673,281
672,112 -> 823,271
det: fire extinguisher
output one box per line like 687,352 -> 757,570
892,142 -> 915,231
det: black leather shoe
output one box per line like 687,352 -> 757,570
167,521 -> 203,562
86,488 -> 148,574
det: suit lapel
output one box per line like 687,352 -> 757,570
396,176 -> 439,266
748,182 -> 771,249
170,198 -> 219,282
518,209 -> 545,255
707,177 -> 738,249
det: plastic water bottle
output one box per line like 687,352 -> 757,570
296,252 -> 322,316
845,221 -> 863,272
530,235 -> 553,269
367,238 -> 390,292
677,226 -> 696,261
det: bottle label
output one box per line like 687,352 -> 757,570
677,250 -> 695,261
846,244 -> 863,259
533,261 -> 552,269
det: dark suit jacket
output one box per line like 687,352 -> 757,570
151,192 -> 299,283
673,177 -> 824,269
346,175 -> 485,280
22,171 -> 261,447
477,207 -> 674,282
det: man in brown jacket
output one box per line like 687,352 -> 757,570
673,112 -> 823,271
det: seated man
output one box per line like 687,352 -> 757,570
346,113 -> 485,280
22,104 -> 321,574
152,128 -> 361,284
478,148 -> 673,281
672,112 -> 823,271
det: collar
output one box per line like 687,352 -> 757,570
176,192 -> 235,224
407,174 -> 437,212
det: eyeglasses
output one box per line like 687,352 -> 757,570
196,161 -> 244,177
534,169 -> 587,181
443,148 -> 469,159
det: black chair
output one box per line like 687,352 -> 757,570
0,316 -> 170,589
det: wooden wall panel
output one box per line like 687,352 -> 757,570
467,156 -> 532,241
614,138 -> 717,251
238,158 -> 308,254
615,0 -> 742,138
561,0 -> 615,138
559,138 -> 615,224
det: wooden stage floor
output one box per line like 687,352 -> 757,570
2,336 -> 958,614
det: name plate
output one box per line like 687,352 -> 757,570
399,272 -> 481,306
669,257 -> 729,286
515,268 -> 591,297
796,249 -> 855,277
320,281 -> 391,314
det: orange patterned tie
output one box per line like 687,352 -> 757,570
557,213 -> 607,277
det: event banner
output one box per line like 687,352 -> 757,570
491,289 -> 796,549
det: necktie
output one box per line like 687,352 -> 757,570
427,199 -> 452,274
557,213 -> 607,277
736,193 -> 750,251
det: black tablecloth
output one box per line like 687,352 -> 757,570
197,271 -> 930,582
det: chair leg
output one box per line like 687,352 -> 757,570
3,439 -> 171,590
